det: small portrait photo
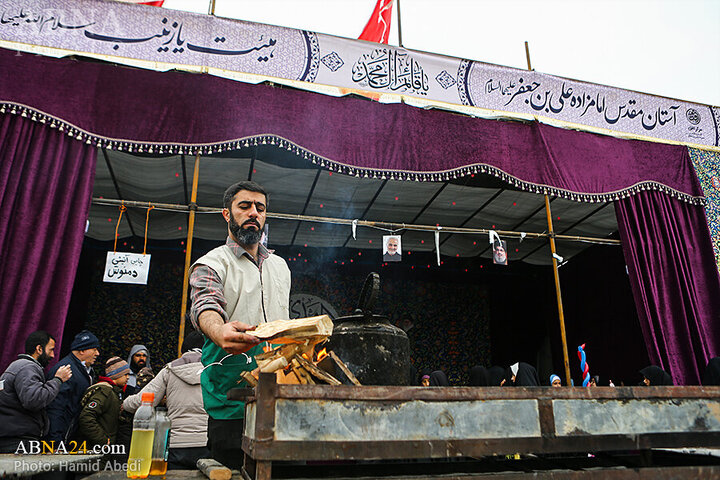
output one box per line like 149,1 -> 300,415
383,235 -> 402,262
493,240 -> 508,265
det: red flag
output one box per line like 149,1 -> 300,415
358,0 -> 394,44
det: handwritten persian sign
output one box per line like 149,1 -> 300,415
0,0 -> 718,148
103,252 -> 151,285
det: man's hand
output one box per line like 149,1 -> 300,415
55,365 -> 72,383
216,321 -> 260,354
198,310 -> 260,354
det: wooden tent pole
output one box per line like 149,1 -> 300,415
545,195 -> 572,385
525,41 -> 570,385
178,153 -> 201,357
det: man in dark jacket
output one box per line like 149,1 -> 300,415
77,357 -> 130,447
0,331 -> 72,453
45,330 -> 100,442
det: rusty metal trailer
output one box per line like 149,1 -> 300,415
233,373 -> 720,479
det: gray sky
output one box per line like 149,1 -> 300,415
163,0 -> 720,107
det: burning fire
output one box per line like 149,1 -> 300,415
316,347 -> 328,362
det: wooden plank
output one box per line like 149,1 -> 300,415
294,354 -> 341,385
240,371 -> 258,387
251,315 -> 332,343
330,350 -> 362,386
197,458 -> 231,480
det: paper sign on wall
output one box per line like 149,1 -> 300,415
103,252 -> 151,285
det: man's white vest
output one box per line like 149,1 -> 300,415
193,245 -> 290,325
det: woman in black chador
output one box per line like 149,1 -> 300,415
503,362 -> 540,387
702,357 -> 720,386
639,365 -> 673,385
468,366 -> 490,386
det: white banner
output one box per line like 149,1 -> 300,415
103,251 -> 151,285
0,0 -> 718,148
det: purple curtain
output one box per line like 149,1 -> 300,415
0,114 -> 96,371
0,48 -> 704,205
616,190 -> 720,385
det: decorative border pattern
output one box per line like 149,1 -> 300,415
0,102 -> 706,207
688,147 -> 720,270
457,60 -> 473,107
298,31 -> 320,83
710,105 -> 720,147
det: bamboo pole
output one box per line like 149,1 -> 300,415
91,197 -> 621,246
178,154 -> 201,357
545,195 -> 572,386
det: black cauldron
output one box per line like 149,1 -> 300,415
327,273 -> 410,386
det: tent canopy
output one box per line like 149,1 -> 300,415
1,43 -> 718,385
91,148 -> 618,265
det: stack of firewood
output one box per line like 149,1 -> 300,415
238,315 -> 361,386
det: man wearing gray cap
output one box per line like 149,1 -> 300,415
45,330 -> 100,442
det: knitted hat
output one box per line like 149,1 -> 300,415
550,374 -> 561,385
105,356 -> 130,380
70,330 -> 100,350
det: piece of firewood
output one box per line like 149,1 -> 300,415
291,359 -> 315,384
292,369 -> 307,384
329,351 -> 362,386
239,371 -> 258,387
252,315 -> 333,343
254,344 -> 283,362
277,368 -> 302,384
294,354 -> 341,385
259,356 -> 288,373
255,342 -> 302,364
197,458 -> 231,480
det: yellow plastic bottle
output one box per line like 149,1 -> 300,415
127,392 -> 155,478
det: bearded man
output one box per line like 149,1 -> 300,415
189,181 -> 290,469
0,330 -> 72,453
125,344 -> 152,395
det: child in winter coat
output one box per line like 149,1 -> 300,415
77,357 -> 130,447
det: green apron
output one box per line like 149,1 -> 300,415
200,338 -> 265,420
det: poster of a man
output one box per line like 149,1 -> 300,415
383,235 -> 402,262
493,240 -> 508,265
